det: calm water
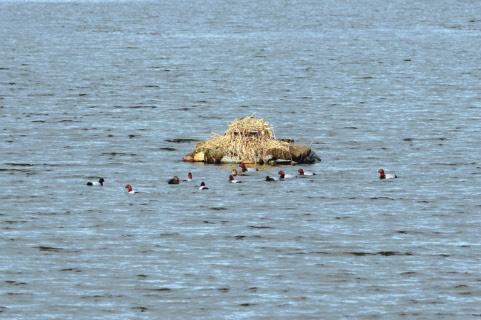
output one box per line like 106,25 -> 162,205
1,0 -> 481,318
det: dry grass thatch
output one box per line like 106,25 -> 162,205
196,116 -> 291,163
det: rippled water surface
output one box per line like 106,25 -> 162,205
1,0 -> 481,319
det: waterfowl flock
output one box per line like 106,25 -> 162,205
87,164 -> 397,193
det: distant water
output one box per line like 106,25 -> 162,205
1,1 -> 481,319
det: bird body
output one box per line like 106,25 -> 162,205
297,169 -> 316,176
378,168 -> 397,180
168,176 -> 180,184
229,175 -> 242,183
87,177 -> 104,186
125,184 -> 139,194
239,163 -> 258,173
278,170 -> 295,180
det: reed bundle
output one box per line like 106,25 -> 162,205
196,116 -> 291,163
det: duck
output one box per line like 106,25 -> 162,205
86,177 -> 104,186
182,172 -> 193,182
125,184 -> 139,194
229,174 -> 242,183
278,170 -> 295,180
265,176 -> 277,182
378,168 -> 397,180
199,181 -> 209,190
297,168 -> 316,176
231,168 -> 249,177
239,163 -> 258,173
168,176 -> 180,184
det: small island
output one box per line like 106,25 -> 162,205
183,116 -> 320,165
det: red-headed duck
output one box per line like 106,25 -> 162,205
297,168 -> 316,176
278,170 -> 294,180
378,168 -> 397,180
87,177 -> 104,186
239,163 -> 258,173
229,174 -> 242,183
125,184 -> 139,194
199,181 -> 209,190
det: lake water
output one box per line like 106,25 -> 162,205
1,0 -> 481,319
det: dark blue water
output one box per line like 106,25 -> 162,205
1,1 -> 481,318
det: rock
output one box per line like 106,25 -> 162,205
183,154 -> 194,162
204,148 -> 224,163
181,116 -> 320,165
258,154 -> 273,164
184,142 -> 320,165
220,156 -> 242,163
305,151 -> 321,163
289,144 -> 312,161
275,159 -> 292,165
193,152 -> 205,162
266,147 -> 291,161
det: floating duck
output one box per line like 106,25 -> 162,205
278,170 -> 295,180
183,172 -> 193,182
239,163 -> 258,173
265,176 -> 277,182
231,168 -> 249,177
168,176 -> 180,184
125,184 -> 139,194
229,174 -> 242,183
378,168 -> 397,180
199,182 -> 209,190
86,177 -> 104,186
297,168 -> 316,176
